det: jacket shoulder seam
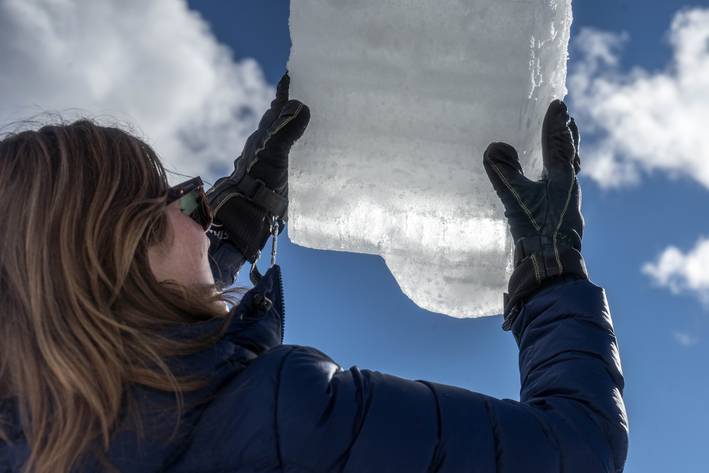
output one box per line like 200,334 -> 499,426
416,380 -> 443,472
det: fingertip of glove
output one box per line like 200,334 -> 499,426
483,142 -> 503,158
300,102 -> 311,120
276,73 -> 290,99
280,100 -> 311,123
548,99 -> 567,113
544,99 -> 571,128
483,142 -> 519,164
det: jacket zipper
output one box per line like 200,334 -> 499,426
276,266 -> 285,344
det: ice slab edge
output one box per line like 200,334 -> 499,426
287,0 -> 573,318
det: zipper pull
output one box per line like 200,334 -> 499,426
249,215 -> 280,286
270,216 -> 279,267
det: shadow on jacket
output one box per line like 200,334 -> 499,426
0,262 -> 628,472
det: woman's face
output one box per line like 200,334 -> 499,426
148,199 -> 214,288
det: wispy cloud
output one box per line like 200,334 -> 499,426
643,238 -> 709,304
0,0 -> 274,184
569,8 -> 709,189
673,331 -> 699,347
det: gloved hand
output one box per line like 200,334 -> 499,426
207,72 -> 310,264
483,100 -> 587,330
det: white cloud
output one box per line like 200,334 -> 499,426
643,238 -> 709,304
569,8 -> 709,189
0,0 -> 274,184
673,331 -> 699,347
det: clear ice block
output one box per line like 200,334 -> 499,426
287,0 -> 573,317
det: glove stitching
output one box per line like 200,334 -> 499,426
552,166 -> 575,274
553,233 -> 562,275
247,102 -> 305,175
487,161 -> 542,232
531,253 -> 542,283
211,191 -> 244,216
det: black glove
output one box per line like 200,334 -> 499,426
483,100 -> 588,330
207,72 -> 310,263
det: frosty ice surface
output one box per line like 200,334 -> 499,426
287,0 -> 573,317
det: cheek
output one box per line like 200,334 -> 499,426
197,234 -> 209,262
184,228 -> 207,261
190,225 -> 210,262
171,212 -> 207,261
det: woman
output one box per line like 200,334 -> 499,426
0,74 -> 628,473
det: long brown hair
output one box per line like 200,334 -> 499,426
0,119 -> 241,473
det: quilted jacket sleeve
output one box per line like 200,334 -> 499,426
276,279 -> 628,473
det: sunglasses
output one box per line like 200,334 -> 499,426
165,176 -> 213,232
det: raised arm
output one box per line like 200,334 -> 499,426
206,72 -> 310,287
275,277 -> 626,472
272,101 -> 627,472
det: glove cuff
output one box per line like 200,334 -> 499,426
211,195 -> 281,263
212,172 -> 288,219
502,245 -> 588,331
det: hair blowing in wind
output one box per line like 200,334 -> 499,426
0,120 -> 240,473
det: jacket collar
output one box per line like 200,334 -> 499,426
0,265 -> 287,472
113,264 -> 287,471
225,263 -> 285,356
105,264 -> 287,472
166,263 -> 285,377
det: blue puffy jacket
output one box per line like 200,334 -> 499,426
0,262 -> 628,472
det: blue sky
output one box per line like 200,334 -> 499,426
184,2 -> 709,472
1,1 -> 707,471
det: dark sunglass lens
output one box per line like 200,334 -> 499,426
168,178 -> 212,231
